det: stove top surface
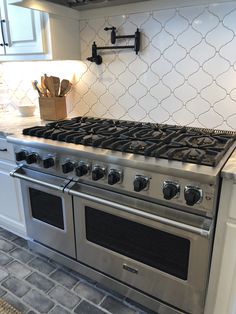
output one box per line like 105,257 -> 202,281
22,117 -> 236,167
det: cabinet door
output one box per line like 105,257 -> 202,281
212,223 -> 236,314
0,160 -> 26,237
0,0 -> 45,55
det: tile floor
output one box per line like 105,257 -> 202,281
0,227 -> 156,314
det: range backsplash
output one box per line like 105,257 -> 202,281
1,1 -> 236,131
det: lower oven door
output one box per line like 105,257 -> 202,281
68,182 -> 213,314
10,167 -> 76,258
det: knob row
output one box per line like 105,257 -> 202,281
163,181 -> 202,206
15,150 -> 55,168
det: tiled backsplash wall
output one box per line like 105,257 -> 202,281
1,1 -> 236,131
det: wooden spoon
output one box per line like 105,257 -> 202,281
61,82 -> 72,97
41,76 -> 48,97
59,79 -> 70,97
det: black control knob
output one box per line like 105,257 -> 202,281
163,182 -> 179,200
108,170 -> 121,185
76,164 -> 89,177
62,161 -> 74,174
184,187 -> 202,206
26,153 -> 38,164
92,166 -> 105,181
15,150 -> 27,162
133,176 -> 149,192
43,157 -> 55,169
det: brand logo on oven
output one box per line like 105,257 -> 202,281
123,264 -> 138,274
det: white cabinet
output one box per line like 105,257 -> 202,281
0,138 -> 26,237
0,0 -> 44,58
0,0 -> 80,61
205,178 -> 236,314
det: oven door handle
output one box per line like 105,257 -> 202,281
68,188 -> 212,238
10,166 -> 66,192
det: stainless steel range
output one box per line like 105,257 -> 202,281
8,117 -> 236,314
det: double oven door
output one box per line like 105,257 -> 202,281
11,167 -> 76,258
68,182 -> 213,314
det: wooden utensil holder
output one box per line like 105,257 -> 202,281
39,96 -> 67,120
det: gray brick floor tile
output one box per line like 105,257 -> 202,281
49,286 -> 80,310
25,272 -> 55,293
27,311 -> 37,314
28,257 -> 56,275
49,269 -> 78,289
9,247 -> 34,263
74,282 -> 105,305
49,305 -> 71,314
0,229 -> 18,241
23,289 -> 54,313
0,251 -> 13,266
0,286 -> 7,297
6,261 -> 32,279
12,237 -> 28,248
0,238 -> 15,252
3,293 -> 29,313
74,300 -> 106,314
0,268 -> 9,281
2,276 -> 31,297
101,296 -> 136,314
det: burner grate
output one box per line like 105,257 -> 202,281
22,117 -> 236,167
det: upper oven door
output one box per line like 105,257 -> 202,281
11,167 -> 76,258
68,182 -> 213,314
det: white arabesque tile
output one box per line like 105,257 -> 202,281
1,2 -> 236,130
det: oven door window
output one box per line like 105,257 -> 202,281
85,206 -> 190,280
29,188 -> 64,229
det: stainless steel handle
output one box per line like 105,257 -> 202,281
68,189 -> 211,238
10,167 -> 64,192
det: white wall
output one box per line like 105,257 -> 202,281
1,1 -> 236,131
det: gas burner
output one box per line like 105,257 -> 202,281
187,136 -> 216,147
152,143 -> 225,166
80,134 -> 108,146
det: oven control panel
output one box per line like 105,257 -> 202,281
13,145 -> 217,215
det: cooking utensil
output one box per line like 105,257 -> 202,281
41,76 -> 48,97
60,82 -> 72,97
44,76 -> 55,97
59,79 -> 70,96
32,80 -> 42,97
51,76 -> 60,97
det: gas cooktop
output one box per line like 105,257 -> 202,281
22,116 -> 236,167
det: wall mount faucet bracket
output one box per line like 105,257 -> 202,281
87,26 -> 141,65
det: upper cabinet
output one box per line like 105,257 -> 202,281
0,0 -> 80,61
0,0 -> 44,56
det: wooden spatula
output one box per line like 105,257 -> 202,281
59,79 -> 70,97
44,76 -> 55,97
51,76 -> 60,97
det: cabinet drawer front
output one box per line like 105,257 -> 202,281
0,138 -> 14,161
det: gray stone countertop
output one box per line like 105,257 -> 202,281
221,148 -> 236,181
0,111 -> 44,137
